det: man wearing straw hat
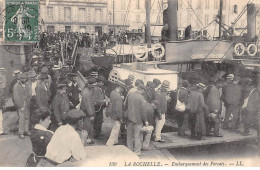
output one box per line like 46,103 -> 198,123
9,70 -> 21,96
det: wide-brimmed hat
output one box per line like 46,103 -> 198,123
67,109 -> 86,120
13,70 -> 21,76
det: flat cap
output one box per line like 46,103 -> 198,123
41,67 -> 49,74
88,77 -> 97,84
67,109 -> 86,120
153,78 -> 161,85
162,80 -> 170,89
137,83 -> 146,91
146,81 -> 154,88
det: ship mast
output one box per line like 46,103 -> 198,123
145,0 -> 152,48
219,0 -> 223,39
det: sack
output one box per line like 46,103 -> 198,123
175,89 -> 186,112
175,100 -> 186,112
105,102 -> 112,117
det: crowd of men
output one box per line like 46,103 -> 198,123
0,57 -> 260,165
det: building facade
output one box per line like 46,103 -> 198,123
107,0 -> 163,33
39,0 -> 109,34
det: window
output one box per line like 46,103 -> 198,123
136,14 -> 140,23
205,0 -> 209,9
65,26 -> 71,33
79,8 -> 86,22
214,0 -> 219,10
204,14 -> 209,25
64,7 -> 71,21
47,26 -> 55,33
95,9 -> 102,23
47,7 -> 53,20
121,0 -> 125,10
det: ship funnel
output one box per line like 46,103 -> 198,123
247,3 -> 256,41
167,0 -> 178,41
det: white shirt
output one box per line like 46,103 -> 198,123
31,81 -> 37,96
45,124 -> 87,164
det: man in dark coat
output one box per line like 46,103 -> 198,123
51,83 -> 70,131
93,75 -> 107,138
205,80 -> 223,137
36,74 -> 51,111
13,73 -> 29,139
126,84 -> 148,155
106,80 -> 125,146
188,83 -> 208,140
175,80 -> 190,136
143,81 -> 156,103
67,73 -> 81,109
80,78 -> 96,144
222,75 -> 242,130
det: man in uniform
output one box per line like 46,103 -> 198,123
154,80 -> 170,142
51,82 -> 70,131
126,84 -> 148,155
93,75 -> 107,138
67,73 -> 81,109
80,78 -> 96,144
13,73 -> 29,139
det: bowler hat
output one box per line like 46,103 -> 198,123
67,109 -> 86,120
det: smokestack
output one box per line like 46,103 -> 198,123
247,3 -> 256,41
167,0 -> 178,41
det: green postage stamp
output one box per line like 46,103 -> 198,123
4,0 -> 39,42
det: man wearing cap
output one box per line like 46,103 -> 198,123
45,109 -> 87,165
222,75 -> 242,130
124,79 -> 144,108
142,100 -> 160,150
51,82 -> 70,131
9,70 -> 21,97
67,73 -> 81,109
126,83 -> 148,155
80,77 -> 96,144
154,80 -> 170,142
93,75 -> 108,138
25,71 -> 38,130
38,67 -> 52,88
36,74 -> 51,111
175,80 -> 190,136
106,80 -> 125,146
188,83 -> 208,140
205,80 -> 223,137
13,73 -> 29,139
153,78 -> 161,91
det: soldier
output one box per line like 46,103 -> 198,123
51,82 -> 70,131
13,73 -> 29,139
154,80 -> 170,142
25,71 -> 38,130
67,73 -> 81,109
36,74 -> 51,111
93,75 -> 107,138
80,78 -> 96,144
126,84 -> 147,155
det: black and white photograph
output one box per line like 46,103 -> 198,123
0,0 -> 260,167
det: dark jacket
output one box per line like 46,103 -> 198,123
155,89 -> 168,114
67,83 -> 81,108
93,86 -> 105,107
52,91 -> 70,123
80,86 -> 95,117
177,87 -> 189,104
143,86 -> 156,103
35,82 -> 51,109
108,90 -> 123,120
145,102 -> 155,126
205,85 -> 221,112
9,78 -> 17,94
188,91 -> 208,114
222,83 -> 242,106
13,81 -> 26,109
127,90 -> 147,124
